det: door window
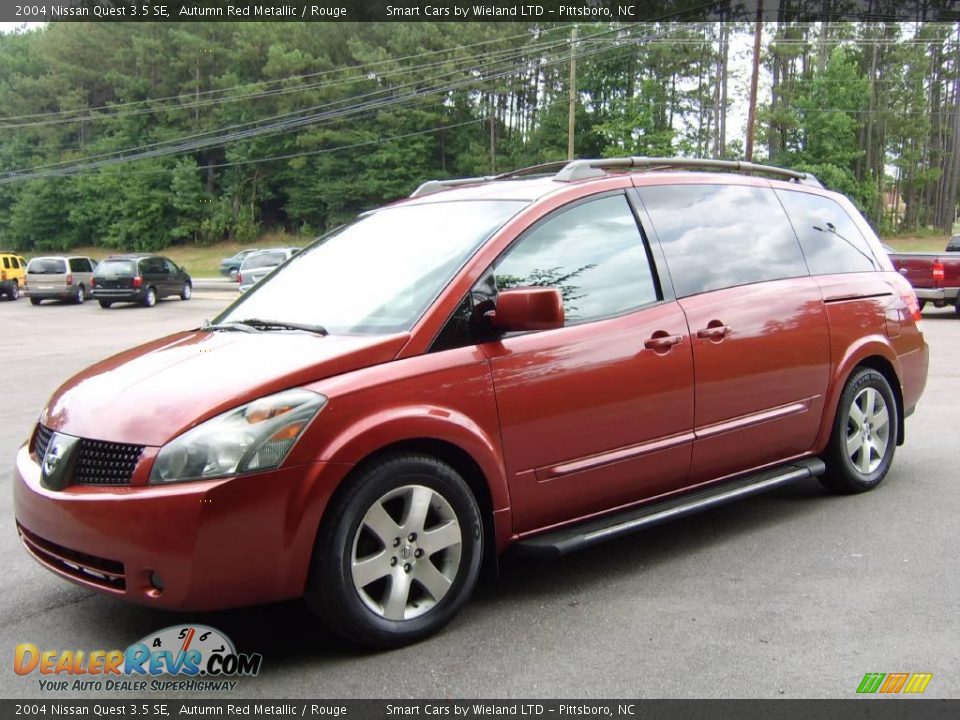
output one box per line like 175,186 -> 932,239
489,193 -> 658,325
638,184 -> 808,297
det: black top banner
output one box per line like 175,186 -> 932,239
2,700 -> 960,720
3,0 -> 960,23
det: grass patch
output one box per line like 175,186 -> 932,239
20,232 -> 313,277
881,235 -> 950,253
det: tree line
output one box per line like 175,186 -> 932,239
1,20 -> 959,252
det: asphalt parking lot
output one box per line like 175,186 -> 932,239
1,292 -> 958,699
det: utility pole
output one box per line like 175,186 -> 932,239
489,113 -> 496,173
567,25 -> 578,160
745,2 -> 763,162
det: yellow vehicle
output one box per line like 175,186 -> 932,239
0,251 -> 27,301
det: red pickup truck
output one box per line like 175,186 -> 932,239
888,244 -> 960,314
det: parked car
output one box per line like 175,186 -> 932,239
237,247 -> 300,292
887,249 -> 960,314
14,158 -> 928,649
945,235 -> 960,252
91,254 -> 192,308
219,249 -> 260,280
25,256 -> 97,305
0,251 -> 27,300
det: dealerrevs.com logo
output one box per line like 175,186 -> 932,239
14,625 -> 262,692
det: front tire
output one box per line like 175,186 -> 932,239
305,454 -> 483,648
820,368 -> 898,494
180,282 -> 192,301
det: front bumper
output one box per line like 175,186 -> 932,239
13,444 -> 350,611
914,286 -> 959,302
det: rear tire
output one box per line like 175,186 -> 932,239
918,299 -> 927,311
142,287 -> 157,308
305,453 -> 483,648
7,283 -> 19,301
98,300 -> 112,309
30,297 -> 41,306
74,285 -> 85,304
820,368 -> 898,494
954,295 -> 960,316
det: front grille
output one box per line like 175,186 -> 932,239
17,523 -> 126,591
32,423 -> 53,459
75,438 -> 144,486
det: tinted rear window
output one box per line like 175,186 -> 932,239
244,251 -> 287,269
776,190 -> 879,274
27,258 -> 67,274
638,184 -> 808,297
97,260 -> 136,276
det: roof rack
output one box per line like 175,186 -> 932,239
409,160 -> 573,198
409,156 -> 821,198
555,156 -> 822,187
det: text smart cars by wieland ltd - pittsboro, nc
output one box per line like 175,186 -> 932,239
13,157 -> 928,648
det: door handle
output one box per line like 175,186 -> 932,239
644,334 -> 683,351
696,324 -> 731,340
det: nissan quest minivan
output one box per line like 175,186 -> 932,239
14,158 -> 928,648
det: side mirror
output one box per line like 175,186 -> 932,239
486,287 -> 564,332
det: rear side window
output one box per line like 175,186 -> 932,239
2,257 -> 8,269
776,190 -> 879,274
638,184 -> 807,297
28,258 -> 67,274
98,260 -> 135,277
68,258 -> 91,273
491,193 -> 658,324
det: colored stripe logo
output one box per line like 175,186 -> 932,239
857,673 -> 933,694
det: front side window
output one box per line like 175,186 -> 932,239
777,190 -> 879,274
638,184 -> 808,297
489,194 -> 658,324
217,200 -> 526,335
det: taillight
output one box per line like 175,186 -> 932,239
90,278 -> 96,287
902,288 -> 922,323
65,273 -> 74,286
132,276 -> 143,288
932,259 -> 944,285
0,271 -> 5,281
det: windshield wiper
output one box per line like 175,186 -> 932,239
202,320 -> 258,333
233,318 -> 329,335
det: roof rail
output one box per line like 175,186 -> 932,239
410,159 -> 574,199
555,157 -> 822,187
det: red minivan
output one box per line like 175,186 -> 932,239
14,158 -> 928,647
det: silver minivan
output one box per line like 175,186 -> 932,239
26,256 -> 97,305
237,247 -> 300,293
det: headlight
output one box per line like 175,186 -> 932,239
149,389 -> 326,484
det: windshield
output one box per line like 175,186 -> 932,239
27,258 -> 67,274
97,260 -> 136,277
215,200 -> 526,335
243,251 -> 288,270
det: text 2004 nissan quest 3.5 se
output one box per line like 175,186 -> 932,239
14,158 -> 928,648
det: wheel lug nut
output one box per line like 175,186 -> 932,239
393,538 -> 400,547
415,549 -> 423,558
404,563 -> 412,573
408,533 -> 417,542
390,557 -> 397,566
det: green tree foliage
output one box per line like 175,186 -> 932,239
3,20 -> 960,250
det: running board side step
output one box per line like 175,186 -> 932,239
511,458 -> 826,559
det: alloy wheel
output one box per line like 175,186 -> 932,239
845,386 -> 890,474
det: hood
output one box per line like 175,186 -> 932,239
42,330 -> 409,446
